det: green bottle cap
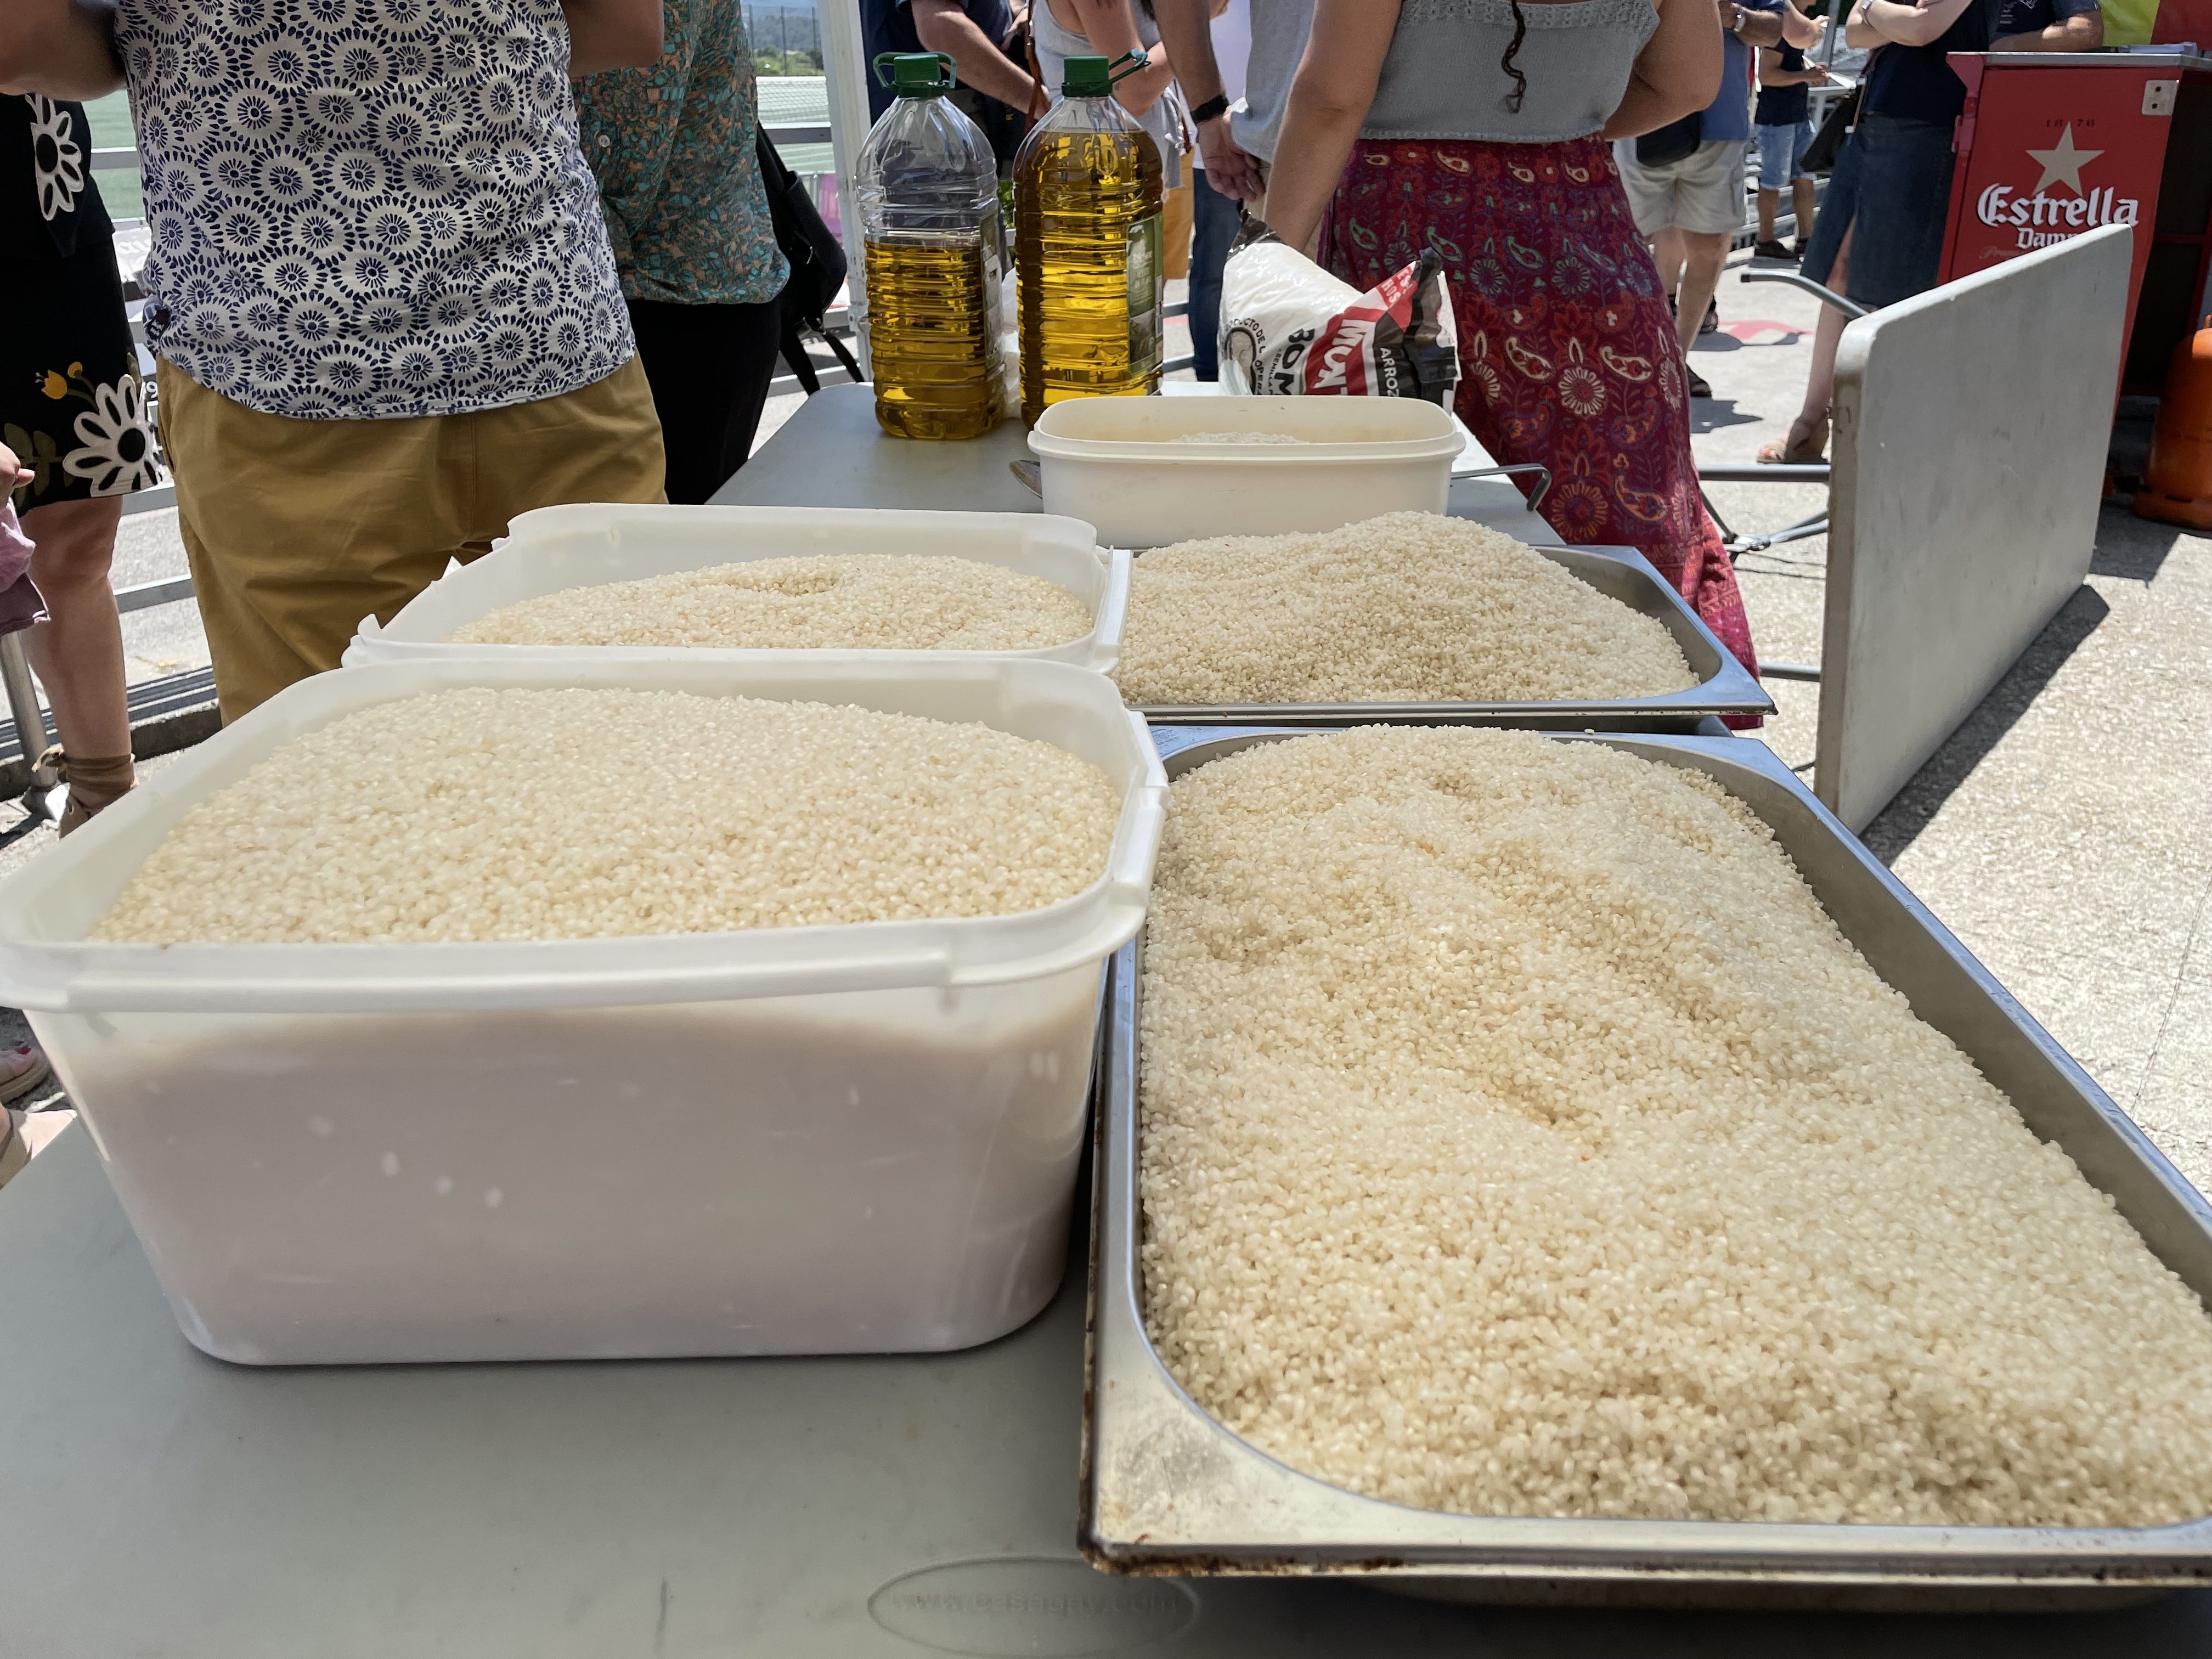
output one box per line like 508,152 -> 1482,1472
1061,54 -> 1114,97
1060,50 -> 1149,98
876,52 -> 956,96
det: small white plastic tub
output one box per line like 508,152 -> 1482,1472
344,504 -> 1130,673
0,656 -> 1166,1366
1028,395 -> 1465,547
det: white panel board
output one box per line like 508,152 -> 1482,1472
1819,223 -> 2132,833
819,0 -> 874,358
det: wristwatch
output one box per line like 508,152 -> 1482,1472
1730,9 -> 1748,31
1189,92 -> 1231,125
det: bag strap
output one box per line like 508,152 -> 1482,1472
1017,14 -> 1050,123
821,329 -> 863,382
781,334 -> 823,394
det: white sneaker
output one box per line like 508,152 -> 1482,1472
0,1043 -> 50,1105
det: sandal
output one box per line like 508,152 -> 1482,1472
40,747 -> 136,837
1757,415 -> 1829,465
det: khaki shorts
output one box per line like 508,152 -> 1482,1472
1616,138 -> 1750,238
158,356 -> 666,720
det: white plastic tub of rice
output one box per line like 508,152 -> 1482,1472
346,504 -> 1131,672
0,656 -> 1166,1367
1029,396 -> 1464,546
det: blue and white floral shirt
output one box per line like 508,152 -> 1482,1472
116,0 -> 636,421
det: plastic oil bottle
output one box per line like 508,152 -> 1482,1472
1013,53 -> 1165,425
855,53 -> 1007,441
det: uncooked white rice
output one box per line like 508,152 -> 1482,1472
1168,431 -> 1307,445
449,554 -> 1092,651
1115,511 -> 1699,704
1139,727 -> 2212,1527
93,689 -> 1119,945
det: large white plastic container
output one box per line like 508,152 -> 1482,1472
0,656 -> 1166,1366
344,504 -> 1129,672
1028,394 -> 1465,546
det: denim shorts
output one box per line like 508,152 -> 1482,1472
1755,120 -> 1813,190
1797,112 -> 1957,310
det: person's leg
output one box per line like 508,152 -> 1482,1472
1161,181 -> 1194,283
628,301 -> 776,504
708,301 -> 789,489
1188,166 -> 1239,382
1668,141 -> 1748,391
628,301 -> 718,505
1753,125 -> 1788,249
18,493 -> 129,766
1652,225 -> 1688,305
1673,232 -> 1730,359
1792,173 -> 1818,248
1757,225 -> 1851,461
1802,227 -> 1852,420
158,360 -> 476,721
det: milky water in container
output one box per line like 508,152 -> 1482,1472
1014,53 -> 1165,425
855,53 -> 1008,441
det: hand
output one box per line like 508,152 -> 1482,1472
1810,64 -> 1832,81
1196,115 -> 1263,201
1,442 -> 27,493
1810,12 -> 1830,31
1718,0 -> 1743,25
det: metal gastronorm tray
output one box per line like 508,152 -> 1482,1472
1082,726 -> 2212,1606
1132,545 -> 1774,730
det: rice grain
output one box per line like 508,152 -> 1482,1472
450,554 -> 1092,652
1116,512 -> 1699,704
93,689 -> 1119,945
1138,727 -> 2212,1527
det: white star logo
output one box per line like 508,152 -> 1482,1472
2025,124 -> 2103,196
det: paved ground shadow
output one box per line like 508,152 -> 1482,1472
1691,400 -> 1763,436
1860,582 -> 2112,864
2092,508 -> 2191,584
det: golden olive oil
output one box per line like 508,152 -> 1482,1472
1014,123 -> 1165,425
854,52 -> 1008,441
864,233 -> 1000,442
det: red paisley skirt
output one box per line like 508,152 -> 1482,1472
1319,135 -> 1760,680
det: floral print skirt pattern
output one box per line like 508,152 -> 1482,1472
1319,135 -> 1759,678
5,95 -> 161,512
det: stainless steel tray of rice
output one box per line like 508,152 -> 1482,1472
1127,543 -> 1772,730
1082,725 -> 2212,1609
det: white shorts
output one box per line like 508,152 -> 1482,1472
1615,138 -> 1750,238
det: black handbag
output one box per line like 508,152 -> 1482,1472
1802,83 -> 1863,177
1635,111 -> 1702,167
754,128 -> 862,393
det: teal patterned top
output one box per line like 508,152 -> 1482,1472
578,0 -> 790,307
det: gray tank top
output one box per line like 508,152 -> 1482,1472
1032,1 -> 1188,187
1363,0 -> 1660,144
